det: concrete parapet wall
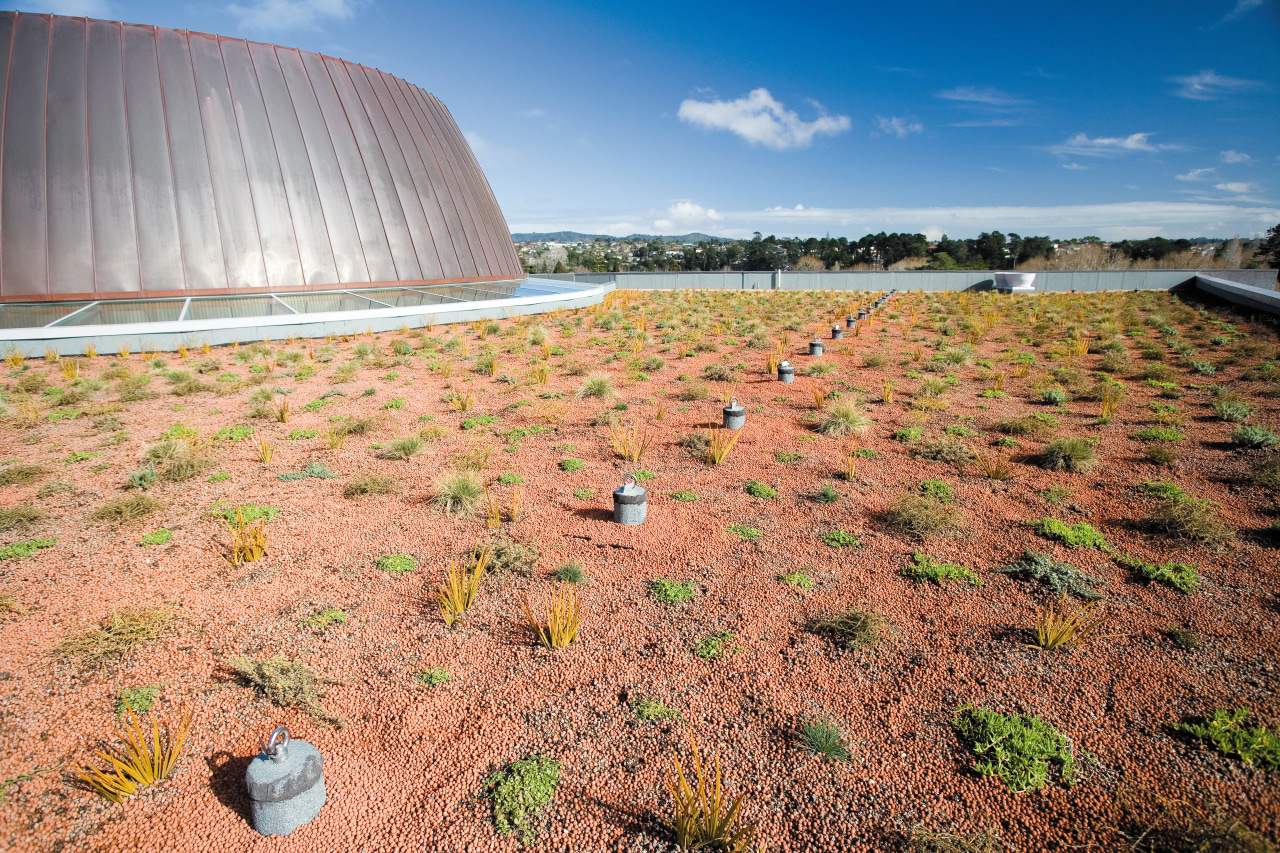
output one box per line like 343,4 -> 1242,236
1194,274 -> 1280,316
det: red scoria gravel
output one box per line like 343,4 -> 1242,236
0,287 -> 1277,853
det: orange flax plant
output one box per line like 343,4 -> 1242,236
519,583 -> 582,649
74,703 -> 193,804
666,729 -> 762,853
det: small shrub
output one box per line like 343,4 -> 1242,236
1165,625 -> 1200,650
1249,455 -> 1280,490
559,457 -> 584,472
1038,438 -> 1097,473
1146,445 -> 1180,467
702,364 -> 736,382
1041,387 -> 1068,405
912,437 -> 973,467
675,380 -> 710,401
225,654 -> 338,725
1172,707 -> 1279,771
951,705 -> 1075,793
498,472 -> 523,485
633,697 -> 681,721
812,606 -> 888,649
902,553 -> 981,586
994,550 -> 1104,599
773,450 -> 802,463
1231,425 -> 1278,449
996,413 -> 1057,437
1029,518 -> 1110,550
650,578 -> 697,604
917,479 -> 954,503
744,480 -> 777,499
892,427 -> 922,443
1212,397 -> 1255,422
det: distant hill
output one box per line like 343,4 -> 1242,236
511,231 -> 732,244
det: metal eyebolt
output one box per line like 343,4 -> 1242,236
263,726 -> 290,763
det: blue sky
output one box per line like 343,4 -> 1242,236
13,0 -> 1280,240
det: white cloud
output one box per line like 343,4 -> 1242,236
226,0 -> 359,33
651,201 -> 723,233
1169,69 -> 1264,100
1219,150 -> 1253,164
1219,0 -> 1263,24
16,0 -> 111,14
517,108 -> 549,119
935,86 -> 1027,106
1215,182 -> 1257,194
1062,163 -> 1090,171
1176,168 -> 1216,181
876,116 -> 923,138
677,88 -> 851,150
1050,132 -> 1183,157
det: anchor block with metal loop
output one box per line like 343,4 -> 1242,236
245,726 -> 326,836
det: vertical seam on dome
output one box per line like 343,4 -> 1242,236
42,14 -> 51,297
294,50 -> 370,283
244,39 -> 306,288
178,30 -> 230,290
150,26 -> 190,292
215,34 -> 268,288
267,45 -> 338,285
318,56 -> 401,280
360,65 -> 443,281
431,94 -> 504,276
385,76 -> 464,278
0,13 -> 17,296
404,86 -> 479,276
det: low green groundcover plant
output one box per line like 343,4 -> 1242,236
376,554 -> 418,575
1116,554 -> 1201,594
1134,481 -> 1187,500
1130,427 -> 1184,442
1231,425 -> 1279,449
744,480 -> 778,499
415,667 -> 451,686
727,523 -> 761,541
559,458 -> 584,472
901,553 -> 981,586
994,550 -> 1105,599
0,537 -> 55,560
138,529 -> 172,547
650,578 -> 697,604
1172,707 -> 1279,771
821,529 -> 861,548
951,704 -> 1076,793
484,756 -> 561,841
778,571 -> 813,590
1028,518 -> 1112,551
695,630 -> 741,660
668,490 -> 698,502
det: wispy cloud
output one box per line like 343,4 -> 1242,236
1062,163 -> 1090,171
517,108 -> 549,119
1050,132 -> 1183,158
678,88 -> 851,150
1218,0 -> 1263,24
875,116 -> 923,139
935,86 -> 1028,107
1219,150 -> 1253,164
1215,182 -> 1258,194
1177,168 -> 1217,181
1169,69 -> 1264,100
226,0 -> 360,33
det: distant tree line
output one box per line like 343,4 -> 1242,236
531,224 -> 1280,273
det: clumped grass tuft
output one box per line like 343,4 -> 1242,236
553,560 -> 585,583
576,374 -> 615,399
435,470 -> 483,516
53,605 -> 172,666
0,464 -> 47,486
0,505 -> 46,532
816,400 -> 872,437
1038,438 -> 1097,473
90,495 -> 162,525
1028,518 -> 1111,550
225,654 -> 340,726
912,437 -> 973,467
812,606 -> 889,649
994,550 -> 1105,599
798,713 -> 850,762
951,704 -> 1075,793
1249,455 -> 1280,490
343,474 -> 397,498
902,553 -> 981,586
1147,494 -> 1232,544
378,436 -> 423,460
886,493 -> 960,541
